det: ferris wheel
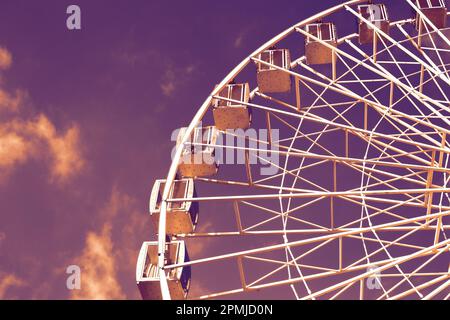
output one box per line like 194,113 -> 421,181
136,0 -> 450,300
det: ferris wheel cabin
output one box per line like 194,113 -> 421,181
137,241 -> 191,300
149,178 -> 199,235
305,22 -> 338,65
357,3 -> 390,44
212,83 -> 252,131
256,48 -> 292,93
177,126 -> 220,178
415,0 -> 447,29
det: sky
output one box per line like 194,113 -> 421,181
0,0 -> 448,300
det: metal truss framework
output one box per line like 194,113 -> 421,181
154,0 -> 450,300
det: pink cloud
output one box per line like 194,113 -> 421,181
70,186 -> 150,300
26,114 -> 85,182
0,46 -> 85,183
71,224 -> 126,300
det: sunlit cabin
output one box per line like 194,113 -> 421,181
358,4 -> 390,44
415,0 -> 447,29
305,23 -> 337,65
177,126 -> 219,178
137,241 -> 191,300
212,83 -> 251,131
149,179 -> 199,235
256,49 -> 291,93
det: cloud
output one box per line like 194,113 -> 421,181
0,273 -> 25,299
186,219 -> 214,257
0,114 -> 84,182
113,48 -> 159,68
160,67 -> 177,97
233,27 -> 254,49
28,114 -> 85,181
70,186 -> 149,300
188,281 -> 210,300
0,89 -> 26,112
113,44 -> 198,99
0,131 -> 30,170
161,79 -> 176,97
0,47 -> 12,70
0,46 -> 85,183
0,232 -> 5,246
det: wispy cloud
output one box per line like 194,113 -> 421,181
161,68 -> 176,97
188,281 -> 210,300
234,33 -> 246,48
0,89 -> 26,112
71,224 -> 126,300
233,27 -> 255,49
113,45 -> 198,99
70,186 -> 149,300
0,47 -> 85,183
0,130 -> 31,175
0,114 -> 85,183
160,63 -> 198,98
27,114 -> 85,182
